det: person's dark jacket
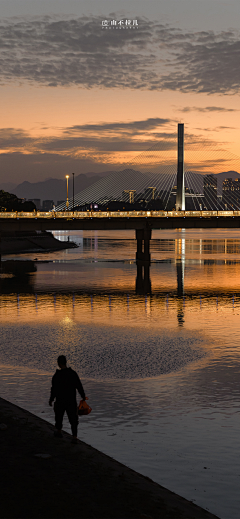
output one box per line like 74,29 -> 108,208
49,367 -> 85,404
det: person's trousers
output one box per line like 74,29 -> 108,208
54,399 -> 78,436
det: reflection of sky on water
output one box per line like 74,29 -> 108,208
2,229 -> 240,518
0,323 -> 208,380
4,228 -> 240,264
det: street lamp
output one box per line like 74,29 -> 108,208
66,175 -> 69,209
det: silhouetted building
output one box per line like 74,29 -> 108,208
203,175 -> 218,210
222,178 -> 240,209
146,198 -> 164,210
28,198 -> 41,210
42,200 -> 54,211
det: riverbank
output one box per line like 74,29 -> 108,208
0,231 -> 77,254
0,397 -> 219,519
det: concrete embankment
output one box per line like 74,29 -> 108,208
0,397 -> 219,519
0,231 -> 77,255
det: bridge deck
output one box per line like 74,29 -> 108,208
0,210 -> 240,231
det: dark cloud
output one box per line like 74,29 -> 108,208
0,15 -> 158,89
65,118 -> 170,134
217,126 -> 236,129
0,128 -> 33,148
0,118 -> 173,154
39,137 -> 150,153
0,16 -> 240,94
0,117 -> 237,183
0,151 -> 112,184
0,129 -> 238,184
179,106 -> 239,113
0,117 -> 223,164
160,32 -> 240,94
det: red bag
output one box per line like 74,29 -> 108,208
78,397 -> 92,416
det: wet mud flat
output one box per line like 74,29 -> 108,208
0,231 -> 77,254
0,397 -> 219,519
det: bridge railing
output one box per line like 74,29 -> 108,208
1,210 -> 240,218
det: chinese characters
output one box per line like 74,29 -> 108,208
102,19 -> 138,29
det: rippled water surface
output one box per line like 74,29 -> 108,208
1,228 -> 240,518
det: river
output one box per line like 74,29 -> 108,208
1,228 -> 240,518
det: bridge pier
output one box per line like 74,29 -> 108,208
135,229 -> 151,294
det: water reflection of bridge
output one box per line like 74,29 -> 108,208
0,285 -> 239,329
1,257 -> 240,328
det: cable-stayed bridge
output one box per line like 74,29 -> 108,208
55,123 -> 240,212
1,124 -> 240,293
1,124 -> 240,266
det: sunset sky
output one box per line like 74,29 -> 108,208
1,0 -> 240,184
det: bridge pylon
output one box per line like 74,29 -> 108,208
176,123 -> 185,211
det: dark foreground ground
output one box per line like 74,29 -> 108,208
0,397 -> 219,519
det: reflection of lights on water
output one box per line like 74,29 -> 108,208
182,238 -> 185,258
145,295 -> 151,315
62,316 -> 73,325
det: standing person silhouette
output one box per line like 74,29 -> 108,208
49,355 -> 86,443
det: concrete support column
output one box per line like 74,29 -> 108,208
136,230 -> 143,258
136,262 -> 143,286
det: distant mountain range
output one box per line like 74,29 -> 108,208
0,172 -> 112,204
0,169 -> 239,203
